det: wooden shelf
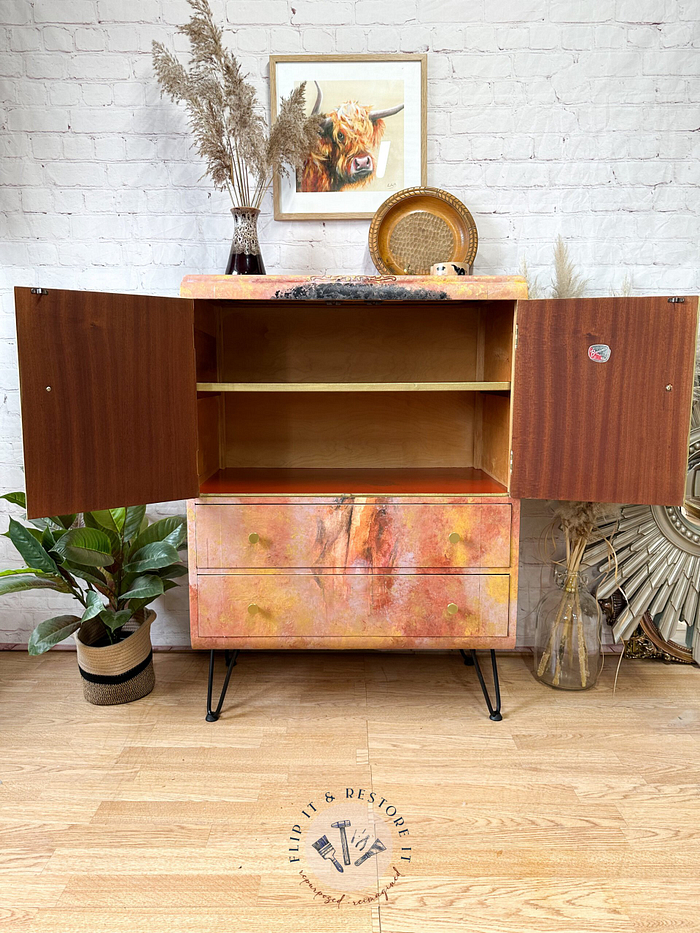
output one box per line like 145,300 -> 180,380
199,468 -> 508,496
197,381 -> 511,393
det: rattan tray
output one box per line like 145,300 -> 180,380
369,187 -> 478,275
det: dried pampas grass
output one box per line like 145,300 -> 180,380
520,237 -> 633,300
551,235 -> 587,299
554,500 -> 621,577
152,0 -> 320,209
537,500 -> 621,687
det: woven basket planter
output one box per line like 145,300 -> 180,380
75,610 -> 156,706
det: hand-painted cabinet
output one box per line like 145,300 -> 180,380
14,277 -> 698,653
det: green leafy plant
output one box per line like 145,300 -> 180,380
0,494 -> 187,655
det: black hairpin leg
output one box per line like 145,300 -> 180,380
460,649 -> 502,721
206,649 -> 239,722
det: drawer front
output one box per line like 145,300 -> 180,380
195,501 -> 511,570
196,572 -> 510,641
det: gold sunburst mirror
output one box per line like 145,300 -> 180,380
584,400 -> 700,664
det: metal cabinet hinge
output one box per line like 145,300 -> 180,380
668,297 -> 685,303
30,288 -> 48,295
514,323 -> 518,349
509,450 -> 513,471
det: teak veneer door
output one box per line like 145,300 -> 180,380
15,287 -> 199,519
510,295 -> 698,506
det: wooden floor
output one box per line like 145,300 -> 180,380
0,649 -> 699,932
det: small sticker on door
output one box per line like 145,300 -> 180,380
588,344 -> 611,363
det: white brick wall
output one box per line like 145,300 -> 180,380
1,1 -> 698,647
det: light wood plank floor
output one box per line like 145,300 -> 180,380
0,649 -> 699,932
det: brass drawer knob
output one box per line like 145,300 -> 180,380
248,603 -> 259,615
248,532 -> 260,544
448,532 -> 461,544
447,603 -> 459,615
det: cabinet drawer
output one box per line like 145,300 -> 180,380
194,501 -> 511,570
196,572 -> 510,641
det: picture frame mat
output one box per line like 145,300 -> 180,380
270,54 -> 427,221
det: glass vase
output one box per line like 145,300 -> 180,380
225,207 -> 266,275
534,569 -> 602,690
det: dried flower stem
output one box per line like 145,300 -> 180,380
152,0 -> 320,210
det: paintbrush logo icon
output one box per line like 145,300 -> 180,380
311,834 -> 344,873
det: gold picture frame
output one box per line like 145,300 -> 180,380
270,54 -> 427,221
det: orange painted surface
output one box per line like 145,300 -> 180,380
194,500 -> 511,570
188,495 -> 520,649
182,271 -> 524,650
195,572 -> 510,647
199,467 -> 507,497
180,274 -> 527,302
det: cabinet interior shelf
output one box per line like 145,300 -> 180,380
199,467 -> 508,496
196,381 -> 511,393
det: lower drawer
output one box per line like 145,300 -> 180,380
195,572 -> 510,643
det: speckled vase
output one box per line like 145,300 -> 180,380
225,207 -> 266,275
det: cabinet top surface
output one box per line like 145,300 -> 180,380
180,274 -> 528,302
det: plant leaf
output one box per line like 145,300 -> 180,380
90,509 -> 126,534
81,590 -> 104,622
131,516 -> 186,554
8,518 -> 59,574
124,542 -> 180,574
81,515 -> 121,553
0,574 -> 71,596
59,527 -> 113,567
157,564 -> 188,579
0,567 -> 54,577
49,514 -> 76,530
28,615 -> 81,655
100,608 -> 132,633
62,563 -> 108,589
163,525 -> 187,550
41,525 -> 55,550
120,574 -> 164,602
123,505 -> 147,542
1,492 -> 26,508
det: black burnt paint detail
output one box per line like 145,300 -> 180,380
273,283 -> 449,301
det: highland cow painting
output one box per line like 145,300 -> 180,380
271,55 -> 426,220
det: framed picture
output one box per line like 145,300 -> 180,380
270,54 -> 427,221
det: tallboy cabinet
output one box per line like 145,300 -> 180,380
14,277 -> 698,686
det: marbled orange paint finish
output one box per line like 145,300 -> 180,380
188,495 -> 520,650
194,500 -> 511,571
195,572 -> 510,648
180,274 -> 527,303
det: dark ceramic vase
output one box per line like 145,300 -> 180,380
225,207 -> 266,275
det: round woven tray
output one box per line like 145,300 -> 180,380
369,187 -> 478,275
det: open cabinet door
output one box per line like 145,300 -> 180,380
510,296 -> 698,505
15,287 -> 199,519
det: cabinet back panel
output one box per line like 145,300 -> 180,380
219,301 -> 481,383
222,392 -> 476,469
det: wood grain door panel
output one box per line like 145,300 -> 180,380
15,287 -> 199,518
193,500 -> 511,570
195,572 -> 510,644
511,296 -> 698,505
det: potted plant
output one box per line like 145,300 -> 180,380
0,494 -> 187,705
